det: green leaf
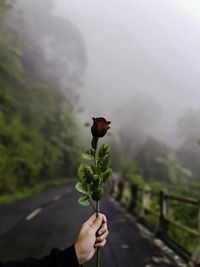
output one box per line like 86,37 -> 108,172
89,174 -> 100,191
91,188 -> 104,201
75,182 -> 88,194
91,165 -> 98,174
78,163 -> 94,184
94,174 -> 101,181
98,144 -> 110,158
81,148 -> 95,160
97,154 -> 111,172
78,195 -> 90,206
102,168 -> 112,183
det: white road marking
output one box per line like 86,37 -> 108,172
53,194 -> 61,201
26,208 -> 42,221
53,188 -> 72,201
121,244 -> 129,249
26,188 -> 72,221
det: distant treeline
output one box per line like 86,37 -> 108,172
0,1 -> 85,193
112,94 -> 200,187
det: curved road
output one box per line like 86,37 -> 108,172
0,184 -> 185,267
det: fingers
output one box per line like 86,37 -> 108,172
100,213 -> 107,223
90,213 -> 107,232
95,222 -> 109,249
98,219 -> 108,236
90,215 -> 103,232
84,213 -> 97,227
96,230 -> 109,243
84,213 -> 106,226
95,239 -> 107,248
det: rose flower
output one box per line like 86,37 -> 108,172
91,117 -> 111,138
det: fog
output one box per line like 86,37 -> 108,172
55,0 -> 200,143
6,0 -> 200,177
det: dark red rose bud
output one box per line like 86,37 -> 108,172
91,117 -> 111,138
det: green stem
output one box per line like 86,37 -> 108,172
94,140 -> 100,267
96,200 -> 100,213
88,197 -> 96,212
96,201 -> 100,267
94,146 -> 98,167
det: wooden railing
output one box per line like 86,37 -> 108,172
109,177 -> 200,267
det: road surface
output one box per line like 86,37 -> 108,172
0,184 -> 185,267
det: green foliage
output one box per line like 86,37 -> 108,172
75,182 -> 88,194
116,165 -> 199,254
98,144 -> 110,158
0,1 -> 83,193
102,168 -> 112,183
176,110 -> 200,181
78,163 -> 93,184
78,195 -> 90,206
0,1 -> 12,23
135,137 -> 170,183
120,157 -> 144,186
97,154 -> 111,172
139,183 -> 198,254
81,148 -> 95,160
92,188 -> 104,201
76,141 -> 112,210
156,153 -> 193,184
168,189 -> 198,253
0,178 -> 70,204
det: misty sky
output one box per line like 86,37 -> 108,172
55,0 -> 200,136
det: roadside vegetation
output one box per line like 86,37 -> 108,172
0,178 -> 71,204
115,152 -> 200,255
0,1 -> 86,200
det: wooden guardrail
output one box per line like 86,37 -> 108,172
109,178 -> 200,267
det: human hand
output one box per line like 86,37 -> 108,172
75,213 -> 108,265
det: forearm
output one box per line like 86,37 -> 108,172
0,245 -> 81,267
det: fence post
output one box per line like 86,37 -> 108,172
155,189 -> 169,239
189,202 -> 200,267
115,181 -> 124,202
128,183 -> 138,214
109,176 -> 117,196
139,186 -> 151,221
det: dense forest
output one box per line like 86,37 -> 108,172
0,0 -> 86,193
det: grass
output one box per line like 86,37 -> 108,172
115,182 -> 199,255
0,178 -> 71,205
168,224 -> 198,254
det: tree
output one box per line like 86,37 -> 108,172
0,1 -> 84,193
135,137 -> 170,183
6,0 -> 87,96
176,109 -> 200,181
0,0 -> 12,23
156,153 -> 193,184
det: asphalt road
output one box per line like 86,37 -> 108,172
0,185 -> 185,267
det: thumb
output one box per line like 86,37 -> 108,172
90,214 -> 103,232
